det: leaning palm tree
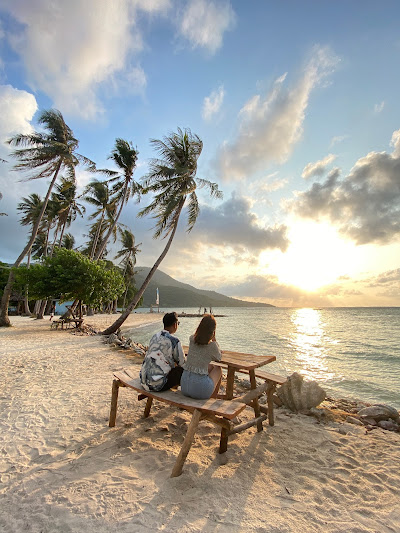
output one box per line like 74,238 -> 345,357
94,139 -> 140,260
0,109 -> 95,327
102,127 -> 222,335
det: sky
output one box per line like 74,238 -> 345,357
0,0 -> 400,307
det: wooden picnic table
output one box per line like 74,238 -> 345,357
182,346 -> 276,451
110,350 -> 284,476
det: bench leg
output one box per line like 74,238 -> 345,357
219,427 -> 229,454
249,370 -> 263,432
225,366 -> 235,400
143,397 -> 153,418
171,409 -> 202,478
109,379 -> 120,427
267,383 -> 275,426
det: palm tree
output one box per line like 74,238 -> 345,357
102,127 -> 222,335
17,193 -> 44,314
94,139 -> 140,260
0,109 -> 95,327
51,177 -> 85,251
115,228 -> 141,310
82,179 -> 116,259
61,233 -> 75,249
31,233 -> 50,259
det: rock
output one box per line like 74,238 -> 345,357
277,372 -> 326,413
377,420 -> 399,431
346,416 -> 364,426
273,394 -> 283,407
358,404 -> 399,422
362,417 -> 378,426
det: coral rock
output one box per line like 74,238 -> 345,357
277,372 -> 326,413
357,404 -> 399,422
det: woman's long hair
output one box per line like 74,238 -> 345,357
193,314 -> 216,345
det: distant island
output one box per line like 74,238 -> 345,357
134,267 -> 274,309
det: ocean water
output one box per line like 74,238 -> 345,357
124,307 -> 400,410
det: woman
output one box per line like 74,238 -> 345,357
181,314 -> 222,399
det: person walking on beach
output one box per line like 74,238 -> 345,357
140,312 -> 186,392
49,303 -> 56,321
181,314 -> 222,400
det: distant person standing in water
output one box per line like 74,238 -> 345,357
140,312 -> 185,392
181,314 -> 222,399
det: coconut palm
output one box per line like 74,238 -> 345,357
94,139 -> 140,260
0,109 -> 95,327
61,233 -> 75,250
51,177 -> 85,251
82,179 -> 117,259
17,193 -> 44,314
102,127 -> 222,335
31,233 -> 50,259
115,228 -> 141,310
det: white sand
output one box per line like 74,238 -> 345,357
1,315 -> 399,532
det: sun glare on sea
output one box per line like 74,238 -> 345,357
264,221 -> 359,292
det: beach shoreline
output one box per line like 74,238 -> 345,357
1,316 -> 399,532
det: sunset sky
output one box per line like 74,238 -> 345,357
1,1 -> 399,307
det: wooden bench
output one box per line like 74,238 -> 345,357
214,363 -> 287,426
109,369 -> 272,477
51,317 -> 83,330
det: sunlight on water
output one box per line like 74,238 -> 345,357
289,309 -> 335,381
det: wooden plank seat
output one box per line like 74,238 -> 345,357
214,362 -> 287,426
109,369 -> 258,477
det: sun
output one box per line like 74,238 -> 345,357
263,221 -> 359,292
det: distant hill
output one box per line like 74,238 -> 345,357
134,267 -> 274,308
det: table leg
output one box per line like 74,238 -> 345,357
249,370 -> 263,432
225,366 -> 235,400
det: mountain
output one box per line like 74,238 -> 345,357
133,267 -> 274,308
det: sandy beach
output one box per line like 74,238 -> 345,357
1,315 -> 399,533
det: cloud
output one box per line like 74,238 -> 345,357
202,85 -> 225,121
374,101 -> 385,113
290,129 -> 400,245
217,274 -> 333,307
301,153 -> 336,179
178,0 -> 236,53
0,84 -> 37,141
2,0 -> 170,119
215,46 -> 339,181
191,193 -> 289,253
330,134 -> 349,147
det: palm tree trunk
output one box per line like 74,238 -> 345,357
90,211 -> 104,259
0,162 -> 62,327
50,223 -> 61,256
23,249 -> 32,316
58,211 -> 70,247
95,183 -> 128,260
101,202 -> 183,335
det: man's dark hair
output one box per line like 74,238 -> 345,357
163,312 -> 178,328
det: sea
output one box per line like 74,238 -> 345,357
124,307 -> 400,410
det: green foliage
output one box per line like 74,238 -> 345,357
15,249 -> 124,308
0,262 -> 10,292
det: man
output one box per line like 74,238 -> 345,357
140,312 -> 185,392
